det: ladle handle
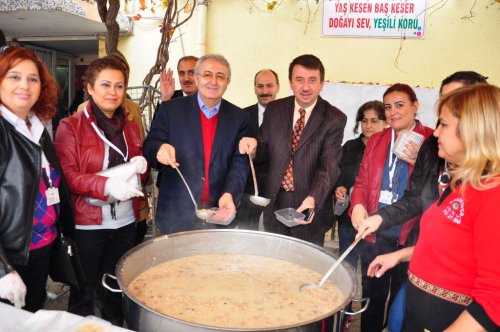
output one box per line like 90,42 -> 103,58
318,236 -> 362,287
175,167 -> 198,210
248,153 -> 259,196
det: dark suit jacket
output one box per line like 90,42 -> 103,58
172,89 -> 184,99
144,94 -> 250,233
258,96 -> 347,239
243,103 -> 268,195
153,89 -> 184,123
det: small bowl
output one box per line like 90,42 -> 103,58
274,208 -> 305,227
195,209 -> 215,220
249,195 -> 271,207
206,207 -> 236,225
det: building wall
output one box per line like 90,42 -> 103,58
119,0 -> 499,110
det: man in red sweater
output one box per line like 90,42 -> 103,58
144,54 -> 250,234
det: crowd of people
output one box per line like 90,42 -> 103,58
0,44 -> 499,332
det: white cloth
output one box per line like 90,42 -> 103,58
257,103 -> 266,127
0,105 -> 50,169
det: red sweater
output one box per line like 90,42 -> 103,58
199,111 -> 219,204
410,182 -> 500,325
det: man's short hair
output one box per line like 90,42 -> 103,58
195,54 -> 231,80
440,71 -> 488,94
177,55 -> 199,70
288,54 -> 325,82
254,69 -> 279,86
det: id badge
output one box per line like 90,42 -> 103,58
46,187 -> 60,206
379,190 -> 393,205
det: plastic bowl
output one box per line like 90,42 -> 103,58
274,208 -> 305,227
206,208 -> 236,225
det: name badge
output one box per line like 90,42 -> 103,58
379,190 -> 396,205
46,187 -> 60,206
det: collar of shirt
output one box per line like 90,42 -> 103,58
197,93 -> 221,119
293,99 -> 318,127
257,103 -> 266,127
1,104 -> 50,168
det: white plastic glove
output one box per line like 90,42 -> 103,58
130,156 -> 148,174
105,176 -> 144,201
0,271 -> 27,308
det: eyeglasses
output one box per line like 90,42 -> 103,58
0,45 -> 10,54
196,71 -> 228,82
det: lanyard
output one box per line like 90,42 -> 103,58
41,166 -> 53,188
388,129 -> 398,190
83,106 -> 129,162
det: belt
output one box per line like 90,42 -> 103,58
408,271 -> 472,305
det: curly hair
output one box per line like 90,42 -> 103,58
0,46 -> 59,120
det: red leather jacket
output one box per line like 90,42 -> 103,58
349,121 -> 434,245
54,108 -> 145,226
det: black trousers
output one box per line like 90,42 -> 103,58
263,189 -> 326,247
68,223 -> 136,326
12,243 -> 53,312
234,193 -> 264,230
135,219 -> 148,245
358,236 -> 407,332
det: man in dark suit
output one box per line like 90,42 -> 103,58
236,69 -> 280,230
144,54 -> 250,234
240,54 -> 346,246
159,55 -> 199,101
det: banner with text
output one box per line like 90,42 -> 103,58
321,0 -> 427,38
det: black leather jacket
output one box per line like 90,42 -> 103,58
377,136 -> 443,246
0,116 -> 74,277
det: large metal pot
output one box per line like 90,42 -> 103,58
103,230 -> 367,331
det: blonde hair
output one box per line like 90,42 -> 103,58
438,84 -> 500,190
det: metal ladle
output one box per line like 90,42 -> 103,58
175,167 -> 214,220
300,237 -> 362,291
248,153 -> 271,207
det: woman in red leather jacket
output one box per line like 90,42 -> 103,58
54,55 -> 147,326
349,83 -> 434,332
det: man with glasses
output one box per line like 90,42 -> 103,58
144,54 -> 250,234
159,55 -> 199,101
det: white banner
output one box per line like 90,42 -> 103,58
321,0 -> 427,38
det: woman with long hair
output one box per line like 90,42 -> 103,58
0,46 -> 75,311
403,84 -> 500,330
